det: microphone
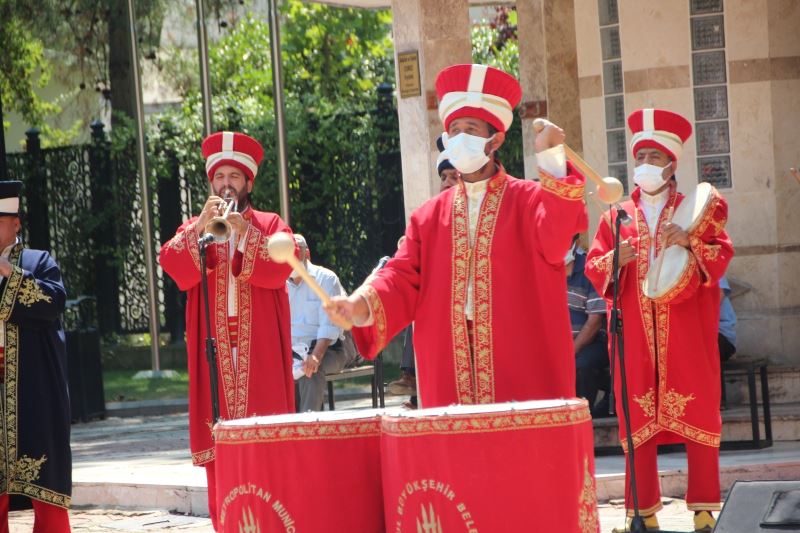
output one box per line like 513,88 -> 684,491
198,233 -> 216,246
371,256 -> 390,274
615,204 -> 632,226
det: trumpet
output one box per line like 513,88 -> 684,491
204,194 -> 238,243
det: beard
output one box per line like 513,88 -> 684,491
214,185 -> 250,212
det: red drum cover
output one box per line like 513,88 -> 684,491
380,399 -> 599,533
214,409 -> 386,532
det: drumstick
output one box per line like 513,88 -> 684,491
791,168 -> 800,185
267,232 -> 334,307
652,206 -> 675,292
532,118 -> 624,204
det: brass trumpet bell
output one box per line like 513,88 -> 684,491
205,195 -> 237,243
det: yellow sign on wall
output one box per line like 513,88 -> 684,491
397,51 -> 421,99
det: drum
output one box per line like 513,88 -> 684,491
380,399 -> 599,533
642,183 -> 713,303
214,409 -> 387,533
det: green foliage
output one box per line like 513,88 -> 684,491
471,6 -> 524,177
143,4 -> 397,289
0,10 -> 59,128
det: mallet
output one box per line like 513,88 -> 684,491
533,118 -> 624,204
267,232 -> 353,329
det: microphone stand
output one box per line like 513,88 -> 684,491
609,205 -> 647,533
199,237 -> 221,424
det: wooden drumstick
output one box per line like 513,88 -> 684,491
532,118 -> 624,204
267,232 -> 332,306
791,168 -> 800,185
652,206 -> 675,292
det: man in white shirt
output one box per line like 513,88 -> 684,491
288,234 -> 351,411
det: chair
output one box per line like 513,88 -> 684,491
324,355 -> 385,411
720,356 -> 772,450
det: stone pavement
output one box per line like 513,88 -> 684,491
7,498 -> 702,532
8,392 -> 798,532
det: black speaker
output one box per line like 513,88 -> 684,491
715,480 -> 800,532
66,328 -> 106,422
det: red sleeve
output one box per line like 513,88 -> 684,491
159,218 -> 205,291
531,161 -> 589,265
585,212 -> 633,302
351,212 -> 423,359
233,214 -> 295,289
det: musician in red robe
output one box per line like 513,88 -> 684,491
325,64 -> 588,407
585,109 -> 734,532
159,132 -> 295,531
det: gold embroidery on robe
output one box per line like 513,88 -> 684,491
17,278 -> 52,307
11,455 -> 47,483
662,388 -> 696,419
633,388 -> 656,418
578,456 -> 599,533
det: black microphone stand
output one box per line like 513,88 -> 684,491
199,237 -> 221,424
609,205 -> 647,533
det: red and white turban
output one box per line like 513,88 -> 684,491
628,108 -> 693,161
201,131 -> 264,181
435,64 -> 522,133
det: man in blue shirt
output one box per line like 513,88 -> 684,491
288,235 -> 352,411
566,235 -> 609,416
718,276 -> 737,361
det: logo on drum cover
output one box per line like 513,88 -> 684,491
417,503 -> 443,532
239,506 -> 261,533
395,479 -> 477,532
219,483 -> 297,532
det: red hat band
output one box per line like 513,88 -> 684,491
436,64 -> 522,133
628,108 -> 692,161
202,131 -> 264,181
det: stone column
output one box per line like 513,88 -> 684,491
391,0 -> 472,218
517,0 -> 583,179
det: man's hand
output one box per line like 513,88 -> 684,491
0,257 -> 13,278
534,121 -> 566,153
618,239 -> 638,267
324,295 -> 368,329
226,212 -> 249,235
303,353 -> 322,377
196,196 -> 226,231
662,222 -> 689,248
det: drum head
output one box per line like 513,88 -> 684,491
643,245 -> 689,299
383,399 -> 584,420
672,182 -> 713,234
218,407 -> 390,427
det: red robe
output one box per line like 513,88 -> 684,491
159,209 -> 295,465
353,164 -> 587,407
585,185 -> 734,451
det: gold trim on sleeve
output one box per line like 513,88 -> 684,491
539,168 -> 585,201
17,278 -> 53,307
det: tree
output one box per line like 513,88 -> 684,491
0,2 -> 59,129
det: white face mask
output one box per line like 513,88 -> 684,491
633,162 -> 672,193
442,132 -> 492,174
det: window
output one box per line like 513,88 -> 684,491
598,0 -> 628,193
690,0 -> 731,187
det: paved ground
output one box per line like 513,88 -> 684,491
7,498 -> 704,532
8,391 -> 799,532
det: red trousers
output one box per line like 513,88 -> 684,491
205,462 -> 219,531
0,494 -> 70,533
624,437 -> 721,516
